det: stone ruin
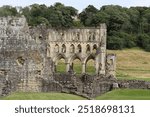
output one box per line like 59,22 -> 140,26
0,16 -> 150,99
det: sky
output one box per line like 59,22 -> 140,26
0,0 -> 150,11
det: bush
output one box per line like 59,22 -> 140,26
107,36 -> 124,49
136,34 -> 150,51
107,31 -> 136,49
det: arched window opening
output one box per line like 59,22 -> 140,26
77,44 -> 82,53
86,44 -> 90,54
93,44 -> 97,54
62,44 -> 66,53
70,44 -> 75,53
86,59 -> 95,75
72,58 -> 82,74
56,58 -> 66,73
55,44 -> 59,53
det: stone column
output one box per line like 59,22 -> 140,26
82,63 -> 86,74
95,56 -> 99,74
99,47 -> 106,75
66,63 -> 70,72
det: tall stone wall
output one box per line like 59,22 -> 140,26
0,16 -> 118,98
47,25 -> 107,75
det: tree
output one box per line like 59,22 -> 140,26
79,5 -> 98,26
0,5 -> 18,16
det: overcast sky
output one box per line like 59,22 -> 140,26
0,0 -> 150,11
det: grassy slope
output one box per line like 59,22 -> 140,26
96,89 -> 150,100
0,92 -> 86,100
108,48 -> 150,81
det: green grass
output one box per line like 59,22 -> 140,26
96,89 -> 150,100
1,89 -> 150,100
108,48 -> 150,80
56,59 -> 95,75
0,92 -> 86,100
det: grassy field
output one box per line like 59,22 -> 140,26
1,89 -> 150,100
96,89 -> 150,100
56,59 -> 95,75
108,48 -> 150,81
0,92 -> 86,100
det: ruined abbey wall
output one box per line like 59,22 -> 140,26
47,26 -> 107,75
2,16 -> 148,98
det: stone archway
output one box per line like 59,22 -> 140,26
84,54 -> 96,74
70,44 -> 75,53
61,44 -> 66,53
53,54 -> 67,73
86,44 -> 91,54
93,44 -> 97,54
68,54 -> 82,74
77,44 -> 82,53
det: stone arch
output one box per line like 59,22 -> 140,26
69,54 -> 82,64
84,54 -> 95,64
84,54 -> 96,74
69,54 -> 82,74
77,44 -> 82,53
61,44 -> 66,53
70,44 -> 75,53
93,44 -> 97,54
54,54 -> 66,73
55,44 -> 59,53
86,44 -> 91,53
53,53 -> 66,64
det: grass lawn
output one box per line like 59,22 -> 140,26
0,92 -> 86,100
96,89 -> 150,100
1,89 -> 150,100
108,48 -> 150,81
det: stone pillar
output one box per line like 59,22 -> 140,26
82,63 -> 86,74
106,54 -> 116,77
99,47 -> 106,75
98,23 -> 107,75
95,56 -> 99,74
66,63 -> 70,72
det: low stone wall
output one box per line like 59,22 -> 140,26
1,72 -> 150,98
118,80 -> 150,89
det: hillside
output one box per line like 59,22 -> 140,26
108,48 -> 150,80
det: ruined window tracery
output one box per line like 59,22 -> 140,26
70,44 -> 75,53
86,44 -> 90,53
62,44 -> 66,53
93,44 -> 97,54
55,44 -> 59,53
77,44 -> 82,53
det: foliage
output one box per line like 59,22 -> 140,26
0,5 -> 18,16
0,3 -> 150,51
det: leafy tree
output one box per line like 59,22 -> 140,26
79,5 -> 98,26
0,5 -> 18,16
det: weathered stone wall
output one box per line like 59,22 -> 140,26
0,16 -> 45,95
0,16 -> 120,98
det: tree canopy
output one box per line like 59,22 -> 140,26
0,3 -> 150,51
